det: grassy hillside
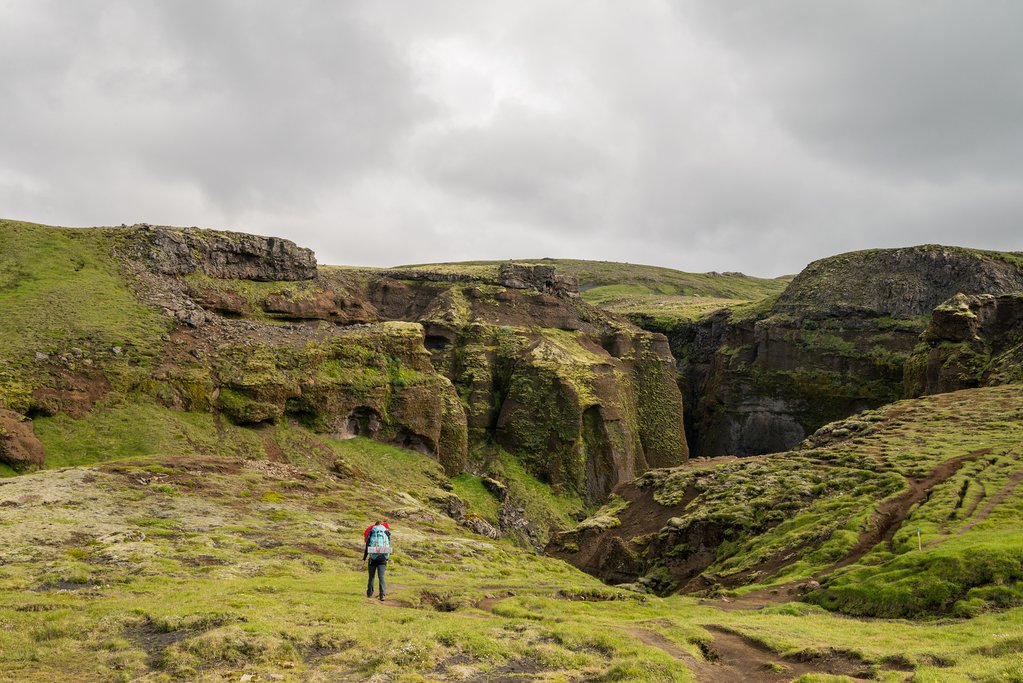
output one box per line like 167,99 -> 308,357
393,258 -> 792,326
4,222 -> 1023,682
2,396 -> 1023,681
0,220 -> 170,411
557,385 -> 1023,623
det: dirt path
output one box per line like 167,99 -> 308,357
628,625 -> 874,682
821,448 -> 990,576
955,467 -> 1023,535
706,449 -> 993,611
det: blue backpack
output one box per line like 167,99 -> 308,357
367,525 -> 391,561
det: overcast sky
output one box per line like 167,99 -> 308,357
2,2 -> 1021,276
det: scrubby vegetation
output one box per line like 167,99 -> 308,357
4,399 -> 1023,681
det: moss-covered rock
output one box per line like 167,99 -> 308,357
661,246 -> 1023,457
906,292 -> 1023,396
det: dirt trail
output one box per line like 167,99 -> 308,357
707,449 -> 992,611
628,625 -> 873,683
955,467 -> 1023,535
822,448 -> 989,576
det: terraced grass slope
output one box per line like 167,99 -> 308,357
4,401 -> 1023,682
393,258 -> 791,327
553,385 -> 1023,621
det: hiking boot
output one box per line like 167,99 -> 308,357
379,594 -> 385,601
367,589 -> 373,598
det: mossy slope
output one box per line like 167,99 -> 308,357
555,385 -> 1023,619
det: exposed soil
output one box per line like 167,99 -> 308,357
123,624 -> 191,668
30,369 -> 110,419
628,625 -> 876,683
718,448 -> 993,593
548,480 -> 701,585
955,466 -> 1023,535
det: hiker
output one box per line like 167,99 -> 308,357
363,520 -> 391,600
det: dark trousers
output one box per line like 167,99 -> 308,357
367,559 -> 386,597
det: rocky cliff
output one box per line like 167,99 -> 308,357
0,223 -> 688,513
906,292 -> 1023,395
139,225 -> 317,281
667,245 -> 1023,457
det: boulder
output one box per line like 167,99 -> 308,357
906,292 -> 1023,396
0,408 -> 45,470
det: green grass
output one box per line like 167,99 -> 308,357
572,385 -> 1023,619
451,473 -> 502,524
33,398 -> 264,468
4,387 -> 1023,680
0,220 -> 169,366
494,448 -> 586,544
390,258 -> 792,327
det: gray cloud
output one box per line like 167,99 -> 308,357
1,1 -> 1021,276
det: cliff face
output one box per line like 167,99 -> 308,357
140,225 -> 318,281
669,246 -> 1023,457
906,292 -> 1023,396
356,269 -> 688,503
0,223 -> 688,506
147,232 -> 688,501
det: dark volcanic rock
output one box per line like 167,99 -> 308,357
775,245 -> 1023,318
379,263 -> 579,297
497,264 -> 579,297
907,292 -> 1023,396
667,245 -> 1023,457
0,409 -> 45,470
140,225 -> 317,281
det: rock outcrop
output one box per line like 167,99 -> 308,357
126,228 -> 687,499
0,408 -> 45,470
774,245 -> 1023,318
906,292 -> 1023,396
380,263 -> 580,297
450,324 -> 686,504
666,245 -> 1023,457
139,225 -> 317,281
361,273 -> 687,502
154,321 -> 469,475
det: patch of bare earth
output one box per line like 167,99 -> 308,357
629,625 -> 876,683
711,447 -> 994,607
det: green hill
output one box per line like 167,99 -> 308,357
554,385 -> 1023,620
393,258 -> 792,327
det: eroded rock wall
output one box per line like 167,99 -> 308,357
906,292 -> 1023,396
668,246 -> 1023,457
139,225 -> 317,281
127,228 -> 688,501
